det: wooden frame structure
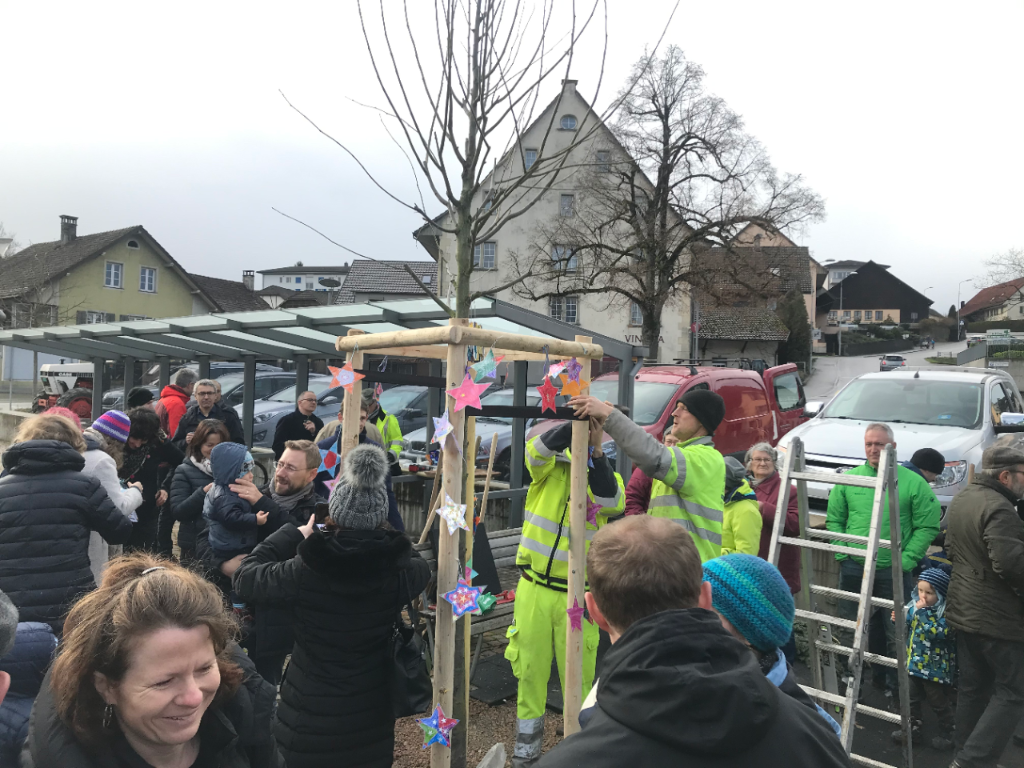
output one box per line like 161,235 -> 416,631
334,319 -> 604,766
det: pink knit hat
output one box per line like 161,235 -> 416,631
91,410 -> 131,443
43,407 -> 83,430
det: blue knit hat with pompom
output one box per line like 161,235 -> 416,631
702,554 -> 794,652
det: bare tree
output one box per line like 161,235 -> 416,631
0,222 -> 23,259
509,46 -> 825,359
985,247 -> 1024,285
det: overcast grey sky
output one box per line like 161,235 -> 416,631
2,0 -> 1021,313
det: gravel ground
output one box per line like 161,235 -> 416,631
393,698 -> 563,768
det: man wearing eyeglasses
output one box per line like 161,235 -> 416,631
271,391 -> 324,460
826,422 -> 940,704
946,441 -> 1024,768
171,378 -> 245,453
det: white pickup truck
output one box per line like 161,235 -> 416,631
776,367 -> 1024,523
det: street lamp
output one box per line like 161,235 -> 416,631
837,270 -> 857,357
957,279 -> 972,341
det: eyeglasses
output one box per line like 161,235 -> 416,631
196,390 -> 216,398
751,457 -> 774,464
298,398 -> 317,404
276,462 -> 309,473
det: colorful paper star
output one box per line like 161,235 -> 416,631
444,579 -> 483,619
537,376 -> 559,414
546,361 -> 566,380
323,477 -> 339,496
565,357 -> 583,383
432,409 -> 454,447
586,498 -> 602,527
446,373 -> 490,412
438,493 -> 469,536
464,561 -> 479,582
319,447 -> 340,476
567,596 -> 586,632
328,361 -> 365,392
375,382 -> 384,397
469,349 -> 505,383
418,705 -> 459,748
559,373 -> 588,397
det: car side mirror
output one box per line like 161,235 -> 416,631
404,408 -> 424,418
321,395 -> 339,406
995,412 -> 1024,433
803,401 -> 824,418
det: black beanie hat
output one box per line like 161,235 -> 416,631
680,389 -> 726,436
911,448 -> 945,476
126,386 -> 154,408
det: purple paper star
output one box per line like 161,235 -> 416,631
432,409 -> 454,447
444,579 -> 483,619
586,498 -> 602,527
567,595 -> 585,632
565,357 -> 583,383
323,477 -> 339,496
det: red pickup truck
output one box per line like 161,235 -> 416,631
528,362 -> 809,457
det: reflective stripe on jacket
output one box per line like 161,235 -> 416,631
374,410 -> 404,461
721,479 -> 763,556
518,434 -> 625,583
647,436 -> 725,562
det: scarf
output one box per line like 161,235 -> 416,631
120,442 -> 151,481
748,470 -> 775,489
271,481 -> 317,515
190,455 -> 214,476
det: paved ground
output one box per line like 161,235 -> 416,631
805,341 -> 966,402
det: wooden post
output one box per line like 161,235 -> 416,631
432,318 -> 468,768
563,335 -> 592,736
339,329 -> 365,460
451,418 -> 476,768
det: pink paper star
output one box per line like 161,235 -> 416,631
444,580 -> 483,619
567,595 -> 586,632
547,361 -> 566,379
586,499 -> 602,527
329,362 -> 365,392
323,477 -> 339,496
537,376 -> 559,414
446,373 -> 489,412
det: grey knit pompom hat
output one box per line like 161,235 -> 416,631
328,443 -> 390,530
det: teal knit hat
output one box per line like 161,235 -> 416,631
703,554 -> 794,653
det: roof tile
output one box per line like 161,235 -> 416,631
188,274 -> 269,312
334,259 -> 437,304
698,306 -> 790,341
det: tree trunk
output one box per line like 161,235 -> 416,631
642,312 -> 662,362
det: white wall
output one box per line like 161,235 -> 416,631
260,272 -> 347,291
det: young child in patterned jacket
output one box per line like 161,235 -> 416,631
890,567 -> 956,751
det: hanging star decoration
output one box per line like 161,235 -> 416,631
328,361 -> 365,392
446,373 -> 490,412
323,477 -> 340,497
444,579 -> 483,619
437,493 -> 470,536
558,373 -> 588,397
464,560 -> 479,582
375,382 -> 384,397
537,375 -> 559,414
565,356 -> 583,383
469,348 -> 505,383
546,361 -> 567,380
587,446 -> 595,469
567,595 -> 587,632
586,498 -> 602,527
318,447 -> 340,476
418,705 -> 459,749
432,409 -> 454,447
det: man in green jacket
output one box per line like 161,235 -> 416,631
826,422 -> 941,700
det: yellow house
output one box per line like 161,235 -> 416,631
0,216 -> 264,327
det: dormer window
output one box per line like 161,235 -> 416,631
126,240 -> 139,249
559,115 -> 577,130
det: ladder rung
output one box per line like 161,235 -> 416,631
810,585 -> 895,610
799,685 -> 902,725
851,753 -> 901,768
804,528 -> 892,550
795,608 -> 856,630
813,641 -> 898,669
778,535 -> 873,559
790,470 -> 880,488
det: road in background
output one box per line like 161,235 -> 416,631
805,341 -> 966,402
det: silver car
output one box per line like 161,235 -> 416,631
879,354 -> 907,372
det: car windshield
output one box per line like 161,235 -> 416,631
266,379 -> 333,403
589,380 -> 680,426
477,389 -> 541,423
823,378 -> 984,429
379,387 -> 424,413
216,374 -> 245,393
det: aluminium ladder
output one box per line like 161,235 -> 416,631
767,438 -> 914,768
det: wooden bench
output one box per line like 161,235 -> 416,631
413,527 -> 522,680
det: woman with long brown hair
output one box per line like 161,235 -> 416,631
21,553 -> 280,768
170,419 -> 230,564
0,413 -> 132,635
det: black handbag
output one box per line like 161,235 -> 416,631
389,570 -> 433,718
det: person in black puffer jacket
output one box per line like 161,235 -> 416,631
121,407 -> 185,555
0,620 -> 58,765
170,418 -> 230,565
0,414 -> 133,635
234,444 -> 430,768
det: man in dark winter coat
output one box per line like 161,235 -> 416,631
171,379 -> 245,454
946,441 -> 1024,768
272,391 -> 324,459
196,439 -> 321,685
0,613 -> 58,765
536,515 -> 850,768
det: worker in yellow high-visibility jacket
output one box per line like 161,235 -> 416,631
362,388 -> 403,472
507,418 -> 625,767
